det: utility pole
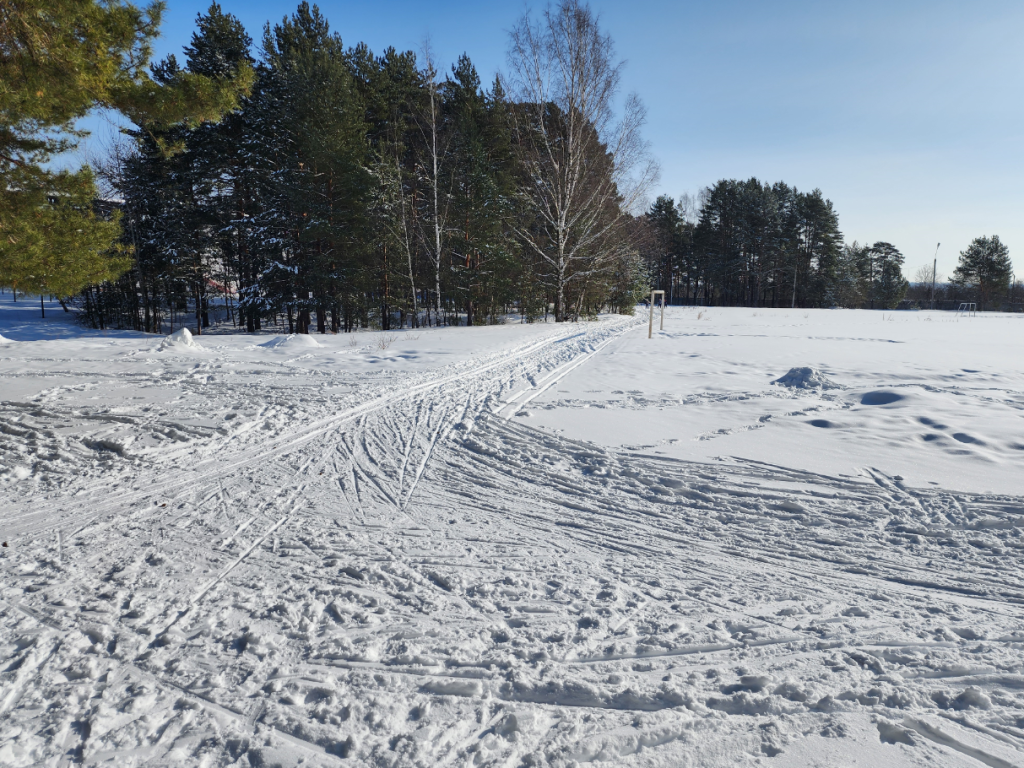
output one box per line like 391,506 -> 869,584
930,243 -> 940,309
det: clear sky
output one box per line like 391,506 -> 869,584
82,0 -> 1024,280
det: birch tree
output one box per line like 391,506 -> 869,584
414,45 -> 454,325
503,0 -> 657,321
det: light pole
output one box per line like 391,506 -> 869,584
930,243 -> 940,309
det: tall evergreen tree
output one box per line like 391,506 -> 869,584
646,195 -> 682,300
258,2 -> 370,333
952,235 -> 1012,309
867,241 -> 908,309
350,43 -> 424,329
444,56 -> 519,326
796,189 -> 843,307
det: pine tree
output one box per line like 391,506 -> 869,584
646,196 -> 681,300
259,2 -> 370,334
830,242 -> 870,308
350,43 -> 424,330
0,0 -> 252,306
183,3 -> 256,332
445,56 -> 519,325
797,189 -> 843,308
867,242 -> 908,309
952,235 -> 1012,309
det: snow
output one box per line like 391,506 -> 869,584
771,366 -> 843,391
259,334 -> 322,350
160,327 -> 202,350
521,307 -> 1024,495
1,299 -> 1024,767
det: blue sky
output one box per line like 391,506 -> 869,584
82,0 -> 1024,279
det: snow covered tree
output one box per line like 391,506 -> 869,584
952,235 -> 1012,309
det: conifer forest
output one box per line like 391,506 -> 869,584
75,1 -> 913,336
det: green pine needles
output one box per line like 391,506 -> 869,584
0,0 -> 252,305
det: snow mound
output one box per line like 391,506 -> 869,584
771,367 -> 843,390
260,334 -> 322,350
159,327 -> 201,350
0,333 -> 11,344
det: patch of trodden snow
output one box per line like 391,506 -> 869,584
771,366 -> 843,390
3,307 -> 1024,767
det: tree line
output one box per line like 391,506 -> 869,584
79,0 -> 656,333
642,181 -> 911,310
642,185 -> 1016,311
4,0 -> 1012,329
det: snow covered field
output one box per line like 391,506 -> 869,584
2,301 -> 1024,767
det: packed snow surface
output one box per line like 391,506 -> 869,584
2,301 -> 1024,767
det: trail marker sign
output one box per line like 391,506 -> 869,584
648,290 -> 665,338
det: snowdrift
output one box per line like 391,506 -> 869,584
259,334 -> 322,351
771,366 -> 843,390
158,327 -> 202,350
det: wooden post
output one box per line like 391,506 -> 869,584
649,290 -> 665,338
648,291 -> 655,338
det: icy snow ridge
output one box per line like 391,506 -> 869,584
771,366 -> 843,390
158,327 -> 201,350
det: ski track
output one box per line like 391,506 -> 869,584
2,314 -> 1024,766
